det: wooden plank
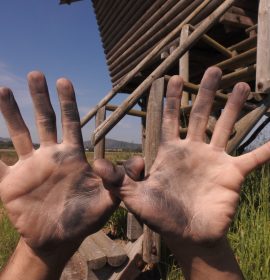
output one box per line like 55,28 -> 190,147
127,212 -> 143,241
91,0 -> 236,144
94,106 -> 106,160
143,78 -> 165,264
60,252 -> 87,280
80,0 -> 218,127
180,24 -> 190,106
109,235 -> 143,280
79,235 -> 107,270
91,231 -> 127,267
256,0 -> 270,93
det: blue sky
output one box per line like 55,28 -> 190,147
0,0 -> 141,144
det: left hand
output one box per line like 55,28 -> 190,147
0,72 -> 128,256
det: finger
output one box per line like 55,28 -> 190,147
28,71 -> 57,145
93,159 -> 126,189
0,88 -> 33,157
56,78 -> 83,145
235,142 -> 270,175
123,156 -> 145,181
161,76 -> 183,143
211,83 -> 250,149
187,67 -> 222,142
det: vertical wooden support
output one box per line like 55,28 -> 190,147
143,78 -> 165,263
256,0 -> 270,94
179,24 -> 190,106
94,106 -> 106,160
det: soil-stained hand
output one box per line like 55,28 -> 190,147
94,67 -> 270,245
0,72 -> 122,254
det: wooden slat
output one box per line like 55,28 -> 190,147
103,1 -> 152,50
91,231 -> 127,267
109,0 -> 200,72
79,235 -> 107,270
108,0 -> 180,63
127,212 -> 143,241
256,0 -> 270,93
108,0 -> 167,57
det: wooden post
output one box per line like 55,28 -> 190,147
94,106 -> 105,160
256,0 -> 270,94
143,78 -> 165,264
179,24 -> 190,107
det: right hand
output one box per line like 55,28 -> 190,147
94,67 -> 270,245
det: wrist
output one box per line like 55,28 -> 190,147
0,238 -> 79,280
164,237 -> 244,280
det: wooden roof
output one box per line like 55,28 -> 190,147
92,0 -> 258,90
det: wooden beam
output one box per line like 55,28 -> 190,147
227,97 -> 270,153
94,106 -> 106,160
106,104 -> 146,118
256,0 -> 270,93
215,47 -> 256,71
228,35 -> 257,52
179,24 -> 190,106
143,78 -> 164,264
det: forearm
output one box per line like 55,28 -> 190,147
0,239 -> 75,280
165,237 -> 244,280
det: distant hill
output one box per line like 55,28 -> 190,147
84,138 -> 141,151
0,137 -> 141,152
0,137 -> 13,149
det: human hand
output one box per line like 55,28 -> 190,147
0,72 -> 123,257
94,67 -> 270,246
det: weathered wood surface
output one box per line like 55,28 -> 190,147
91,0 -> 236,144
109,235 -> 143,280
180,24 -> 190,106
79,235 -> 107,270
256,0 -> 270,94
91,231 -> 127,267
94,106 -> 105,160
60,252 -> 88,280
227,96 -> 270,154
80,0 -> 217,127
127,212 -> 143,241
143,78 -> 164,264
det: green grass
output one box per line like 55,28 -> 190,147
0,151 -> 269,279
0,202 -> 19,270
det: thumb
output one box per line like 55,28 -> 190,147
123,156 -> 145,181
93,159 -> 125,189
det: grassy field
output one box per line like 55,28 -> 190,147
0,150 -> 269,279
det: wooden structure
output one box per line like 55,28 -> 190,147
60,0 -> 270,279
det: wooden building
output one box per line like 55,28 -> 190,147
60,0 -> 270,279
